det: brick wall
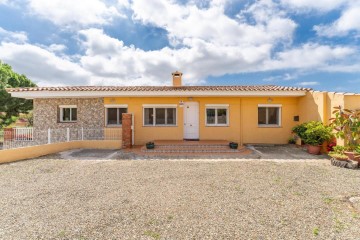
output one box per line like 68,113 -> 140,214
122,113 -> 132,148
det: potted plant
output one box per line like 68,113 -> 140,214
330,106 -> 360,160
146,141 -> 155,149
292,123 -> 307,145
302,121 -> 333,155
229,142 -> 238,149
288,137 -> 296,144
328,146 -> 348,161
355,145 -> 360,161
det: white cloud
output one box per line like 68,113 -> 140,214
0,27 -> 28,43
78,28 -> 275,85
132,0 -> 296,47
314,3 -> 360,37
266,43 -> 355,70
1,0 -> 359,87
1,28 -> 357,87
263,72 -> 299,82
298,81 -> 319,86
28,0 -> 124,27
47,44 -> 67,53
0,42 -> 90,86
117,0 -> 130,8
280,0 -> 348,12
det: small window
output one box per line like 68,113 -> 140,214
106,108 -> 127,126
59,105 -> 77,122
258,105 -> 281,126
144,107 -> 177,126
205,106 -> 229,126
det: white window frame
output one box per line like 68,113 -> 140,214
205,104 -> 229,126
258,104 -> 282,127
142,104 -> 177,127
59,105 -> 77,123
105,104 -> 128,126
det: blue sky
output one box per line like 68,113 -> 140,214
0,0 -> 359,92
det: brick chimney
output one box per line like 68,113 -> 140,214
172,71 -> 182,87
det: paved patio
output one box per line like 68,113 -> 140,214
44,144 -> 329,160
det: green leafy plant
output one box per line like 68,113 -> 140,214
303,121 -> 333,146
330,106 -> 360,151
355,146 -> 360,154
332,146 -> 345,154
288,137 -> 296,144
292,123 -> 308,140
0,61 -> 36,129
328,145 -> 348,160
313,227 -> 319,236
328,152 -> 348,160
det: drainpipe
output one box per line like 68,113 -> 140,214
239,98 -> 243,146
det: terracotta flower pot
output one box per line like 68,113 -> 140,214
307,145 -> 321,155
345,151 -> 356,160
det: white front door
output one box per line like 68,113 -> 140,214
183,102 -> 199,140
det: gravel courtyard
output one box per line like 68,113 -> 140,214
1,157 -> 360,239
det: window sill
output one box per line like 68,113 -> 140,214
205,124 -> 229,127
106,125 -> 122,128
258,125 -> 282,128
59,121 -> 77,123
143,125 -> 178,127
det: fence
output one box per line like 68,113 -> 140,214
0,129 -> 3,150
2,127 -> 122,149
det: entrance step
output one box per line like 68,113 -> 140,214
141,140 -> 243,153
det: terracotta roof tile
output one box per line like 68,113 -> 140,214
6,85 -> 311,92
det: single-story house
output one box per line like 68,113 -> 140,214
7,71 -> 360,146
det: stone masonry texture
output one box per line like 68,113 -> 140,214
33,98 -> 105,130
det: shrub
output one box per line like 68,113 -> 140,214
330,106 -> 360,150
328,152 -> 348,160
332,146 -> 345,154
303,121 -> 333,146
292,123 -> 307,140
355,146 -> 360,154
288,137 -> 296,144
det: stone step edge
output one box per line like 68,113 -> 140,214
153,145 -> 233,148
141,149 -> 245,153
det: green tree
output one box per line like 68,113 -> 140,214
0,61 -> 37,129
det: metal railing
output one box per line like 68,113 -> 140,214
0,129 -> 3,150
14,127 -> 33,141
2,127 -> 122,150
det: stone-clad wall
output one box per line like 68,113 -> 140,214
33,98 -> 104,130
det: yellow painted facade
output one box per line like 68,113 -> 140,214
104,96 -> 303,145
104,93 -> 360,146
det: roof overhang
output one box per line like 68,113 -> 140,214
10,90 -> 307,99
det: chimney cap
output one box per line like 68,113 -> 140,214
172,71 -> 183,77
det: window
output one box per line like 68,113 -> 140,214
205,104 -> 229,126
59,105 -> 77,122
143,105 -> 177,126
258,104 -> 281,127
105,105 -> 128,126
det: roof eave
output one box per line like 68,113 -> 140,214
10,90 -> 308,99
